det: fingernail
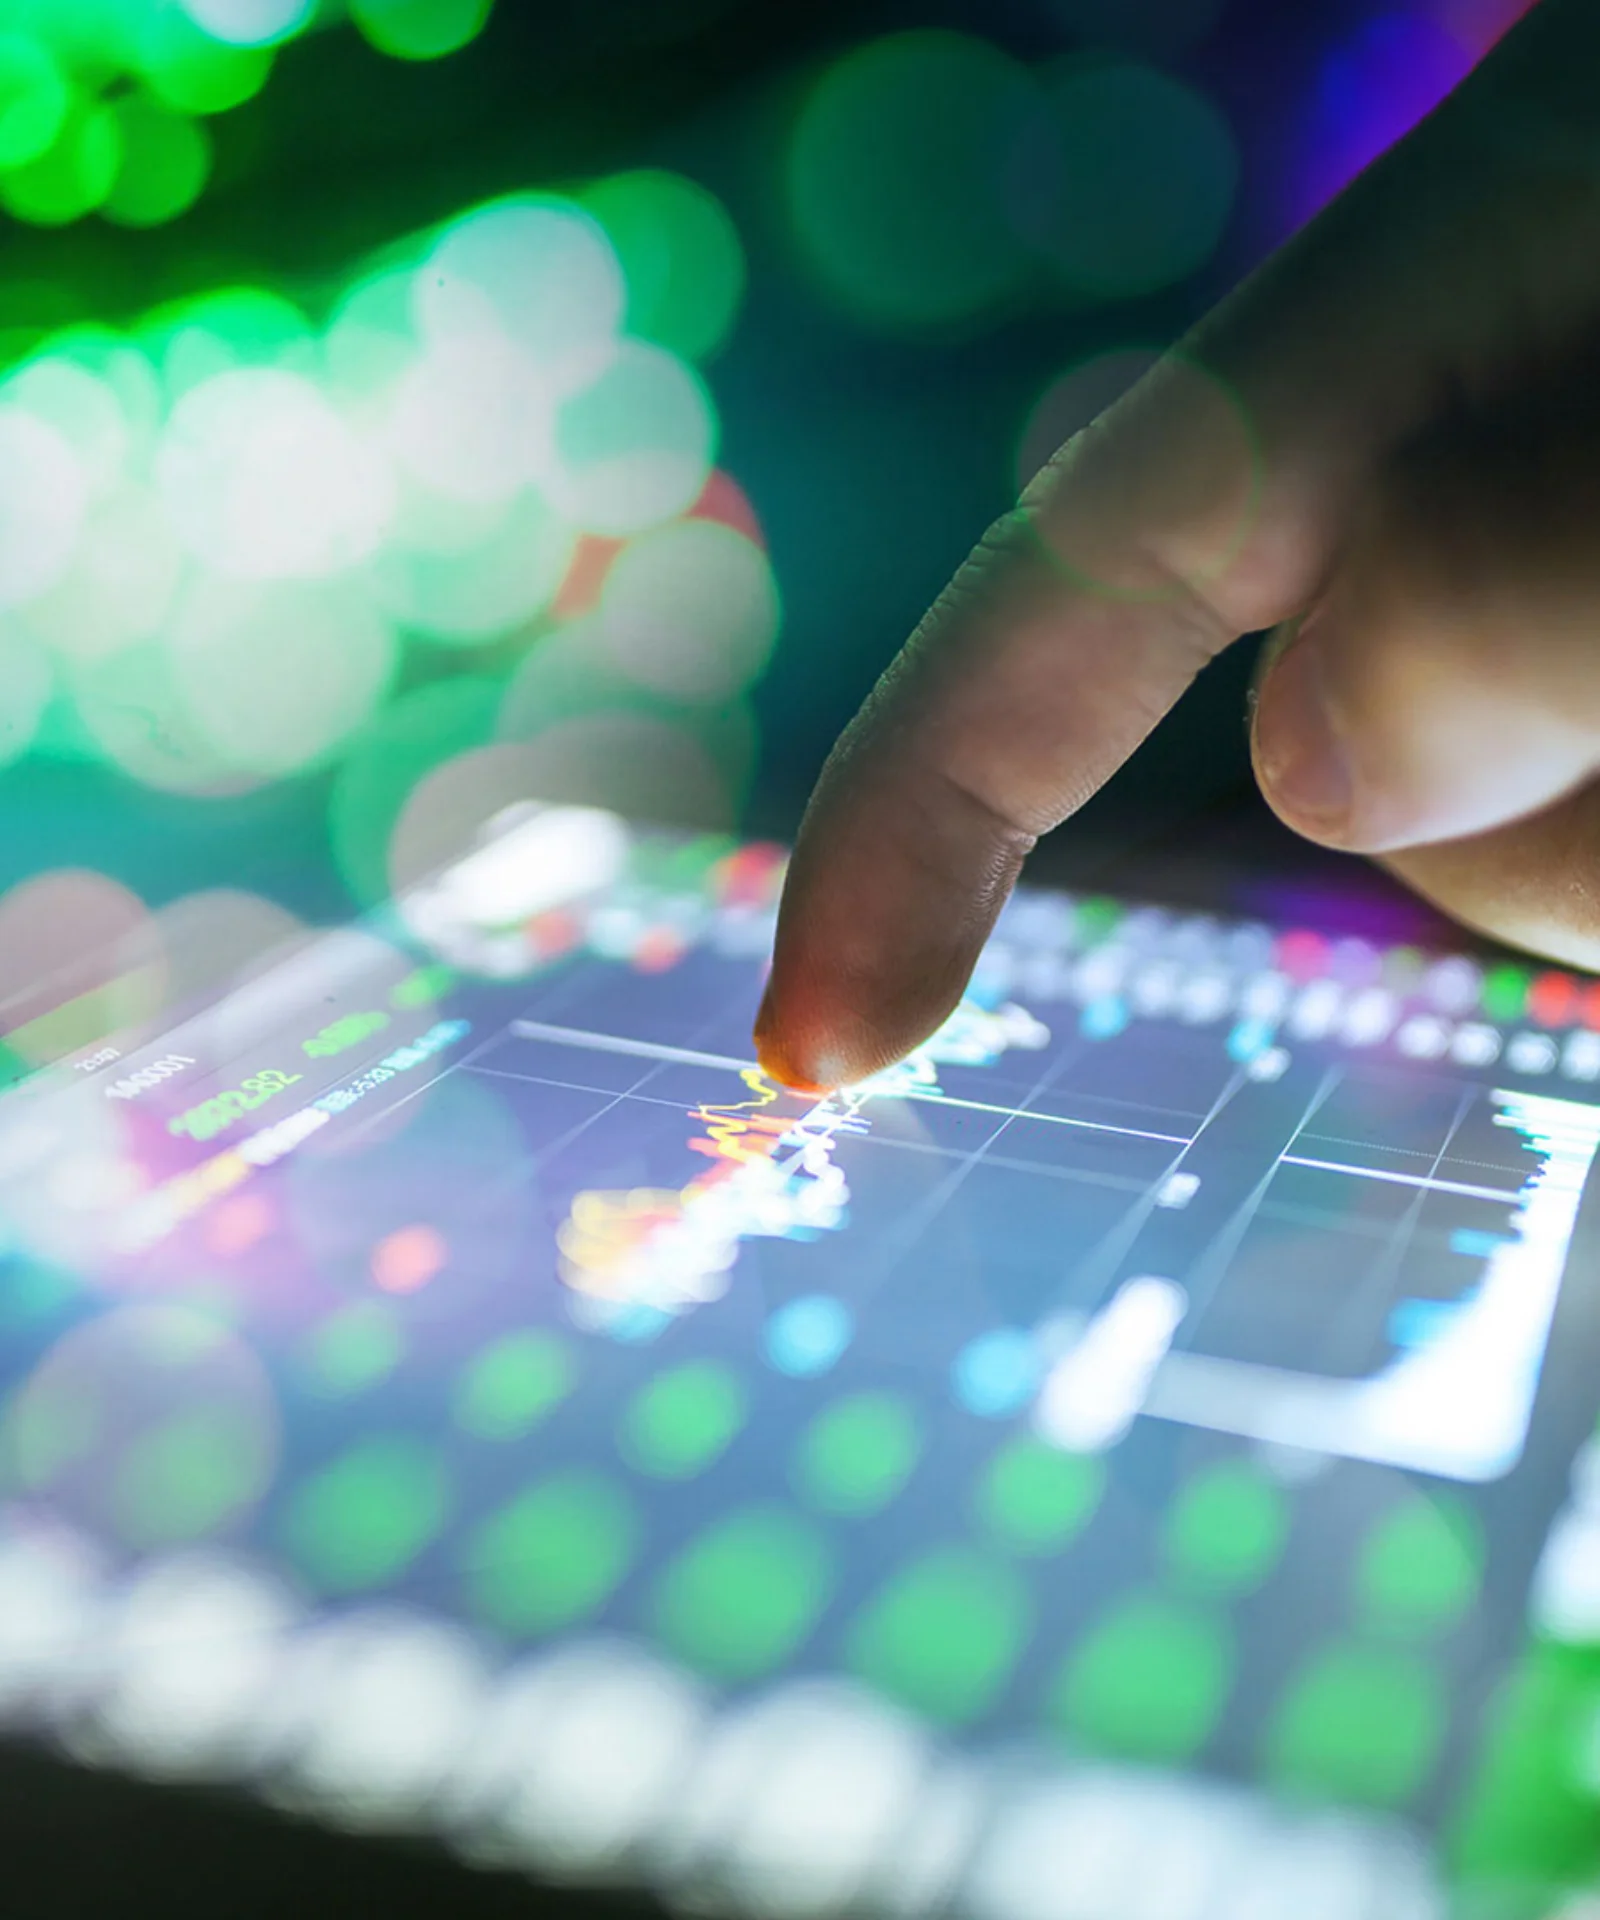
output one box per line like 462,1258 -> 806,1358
1253,624 -> 1353,835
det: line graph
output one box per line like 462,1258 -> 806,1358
483,975 -> 1600,1482
509,1019 -> 1191,1144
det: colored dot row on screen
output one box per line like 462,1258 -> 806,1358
998,889 -> 1600,1036
467,1473 -> 1445,1804
368,1309 -> 1485,1640
265,1380 -> 1478,1809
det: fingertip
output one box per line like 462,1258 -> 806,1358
752,989 -> 841,1095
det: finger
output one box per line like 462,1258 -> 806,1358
1251,338 -> 1600,852
1380,778 -> 1600,971
758,0 -> 1600,1090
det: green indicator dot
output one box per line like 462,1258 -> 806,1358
0,33 -> 69,170
975,1437 -> 1103,1555
652,1504 -> 833,1681
0,96 -> 121,227
1265,1643 -> 1444,1808
1483,963 -> 1530,1024
1075,897 -> 1122,944
1163,1460 -> 1289,1597
1356,1494 -> 1483,1638
619,1359 -> 745,1480
112,1405 -> 271,1546
103,94 -> 210,228
465,1468 -> 637,1635
350,0 -> 494,60
791,1390 -> 921,1517
848,1546 -> 1029,1724
392,964 -> 456,1009
581,171 -> 746,362
455,1330 -> 574,1441
304,1301 -> 403,1399
1448,1646 -> 1600,1890
1052,1594 -> 1232,1762
284,1435 -> 447,1593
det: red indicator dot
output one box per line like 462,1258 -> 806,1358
371,1224 -> 448,1294
1528,971 -> 1579,1028
1275,929 -> 1329,983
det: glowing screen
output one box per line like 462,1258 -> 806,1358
0,811 -> 1598,1913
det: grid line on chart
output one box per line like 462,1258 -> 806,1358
1022,1063 -> 1254,1331
1279,1155 -> 1520,1206
469,1000 -> 791,1206
1176,1063 -> 1346,1335
1319,1083 -> 1479,1372
502,1020 -> 1192,1145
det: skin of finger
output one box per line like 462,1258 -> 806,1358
754,504 -> 1227,1089
1252,355 -> 1600,854
1380,777 -> 1600,971
759,0 -> 1600,1089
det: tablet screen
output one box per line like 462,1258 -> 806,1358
0,807 -> 1595,1916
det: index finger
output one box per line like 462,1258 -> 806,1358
754,0 -> 1600,1090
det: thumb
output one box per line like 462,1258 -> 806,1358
1252,341 -> 1600,855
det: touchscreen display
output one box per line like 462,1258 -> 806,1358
0,807 -> 1597,1917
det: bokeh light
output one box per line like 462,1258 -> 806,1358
0,1306 -> 279,1549
331,677 -> 504,905
0,869 -> 152,1061
594,519 -> 778,705
0,2 -> 499,235
1022,62 -> 1238,299
372,487 -> 573,642
1291,13 -> 1474,223
414,199 -> 624,393
177,0 -> 315,49
787,32 -> 1044,331
136,22 -> 274,120
287,1072 -> 529,1306
478,711 -> 731,832
0,33 -> 70,170
157,368 -> 393,579
0,165 -> 757,849
1021,353 -> 1260,600
102,92 -> 212,228
580,171 -> 746,362
0,407 -> 87,608
1014,346 -> 1162,492
166,577 -> 398,779
0,92 -> 120,226
350,0 -> 496,62
546,341 -> 715,536
498,617 -> 759,823
18,486 -> 185,662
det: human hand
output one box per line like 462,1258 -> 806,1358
755,0 -> 1600,1092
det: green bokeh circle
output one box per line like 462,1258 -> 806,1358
787,31 -> 1044,331
350,0 -> 495,61
1025,61 -> 1239,298
103,94 -> 211,228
